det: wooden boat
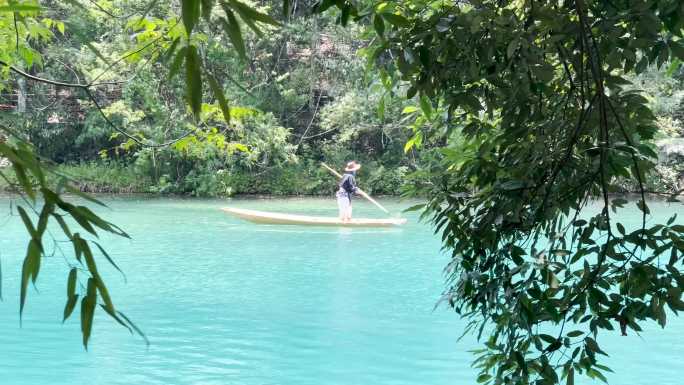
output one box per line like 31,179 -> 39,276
221,207 -> 407,227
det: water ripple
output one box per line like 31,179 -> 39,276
0,197 -> 682,385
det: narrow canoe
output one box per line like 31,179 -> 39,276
221,207 -> 407,227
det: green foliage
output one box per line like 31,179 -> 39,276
318,90 -> 410,155
0,2 -> 51,73
629,64 -> 684,125
0,133 -> 146,349
366,164 -> 408,195
344,0 -> 684,383
2,4 -> 684,383
2,0 -> 410,197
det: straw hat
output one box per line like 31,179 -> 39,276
344,161 -> 361,172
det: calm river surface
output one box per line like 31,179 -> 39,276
0,196 -> 682,384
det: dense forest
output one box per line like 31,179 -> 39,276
1,0 -> 417,196
1,1 -> 683,196
3,1 -> 684,384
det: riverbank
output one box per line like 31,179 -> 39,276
0,161 -> 410,197
1,159 -> 681,198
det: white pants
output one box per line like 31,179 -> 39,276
336,191 -> 352,219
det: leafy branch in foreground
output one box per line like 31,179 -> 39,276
0,1 -> 155,348
0,0 -> 287,348
0,133 -> 147,349
347,0 -> 684,383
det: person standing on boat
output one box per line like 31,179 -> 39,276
337,161 -> 361,222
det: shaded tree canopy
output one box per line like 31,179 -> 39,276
364,1 -> 684,383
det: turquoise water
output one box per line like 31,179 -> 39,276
0,196 -> 682,384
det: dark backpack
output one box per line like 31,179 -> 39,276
340,174 -> 355,194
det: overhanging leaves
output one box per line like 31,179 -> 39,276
207,72 -> 231,123
185,44 -> 202,119
219,11 -> 246,61
181,0 -> 201,35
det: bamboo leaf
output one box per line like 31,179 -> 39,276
185,45 -> 203,119
20,239 -> 42,317
80,239 -> 99,276
283,0 -> 290,17
182,0 -> 201,35
168,46 -> 188,79
63,294 -> 79,322
12,163 -> 35,201
220,11 -> 246,61
373,14 -> 385,36
36,202 -> 54,236
64,185 -> 107,207
221,1 -> 262,37
52,213 -> 73,239
93,242 -> 127,282
67,208 -> 98,237
72,233 -> 84,262
67,268 -> 77,298
162,37 -> 181,64
227,0 -> 280,26
73,205 -> 128,237
99,304 -> 131,333
96,276 -> 115,314
339,4 -> 351,26
81,278 -> 97,349
117,311 -> 150,346
16,206 -> 37,240
201,0 -> 215,21
207,72 -> 231,124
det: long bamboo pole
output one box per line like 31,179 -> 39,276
321,162 -> 390,214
